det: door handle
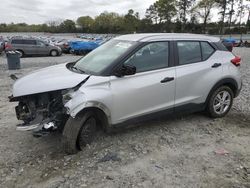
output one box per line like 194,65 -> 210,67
212,63 -> 222,68
161,77 -> 174,83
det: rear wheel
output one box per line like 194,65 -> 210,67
62,112 -> 97,154
207,86 -> 234,118
16,50 -> 24,58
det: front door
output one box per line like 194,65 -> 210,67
35,40 -> 49,55
110,41 -> 176,124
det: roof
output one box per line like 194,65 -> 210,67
115,33 -> 220,43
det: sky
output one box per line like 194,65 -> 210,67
0,0 -> 156,24
0,0 -> 249,24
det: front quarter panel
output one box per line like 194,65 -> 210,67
64,76 -> 112,124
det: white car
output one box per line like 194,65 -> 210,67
10,33 -> 242,154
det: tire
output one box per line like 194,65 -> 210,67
62,112 -> 97,154
50,50 -> 58,57
207,86 -> 234,118
16,50 -> 24,58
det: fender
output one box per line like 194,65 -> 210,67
65,92 -> 112,125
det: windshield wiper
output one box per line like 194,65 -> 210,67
71,66 -> 85,74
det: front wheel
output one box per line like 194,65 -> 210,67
50,50 -> 58,57
62,112 -> 97,154
207,86 -> 234,118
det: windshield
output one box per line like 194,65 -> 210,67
74,39 -> 136,74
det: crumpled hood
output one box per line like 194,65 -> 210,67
12,63 -> 89,97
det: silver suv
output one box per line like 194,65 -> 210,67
10,34 -> 242,154
7,38 -> 62,57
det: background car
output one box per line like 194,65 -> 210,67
54,39 -> 71,53
0,40 -> 4,54
5,38 -> 62,57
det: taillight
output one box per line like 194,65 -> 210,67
5,43 -> 12,49
231,56 -> 241,67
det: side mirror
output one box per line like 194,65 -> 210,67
114,64 -> 136,77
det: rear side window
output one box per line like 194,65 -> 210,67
177,41 -> 202,65
201,42 -> 215,60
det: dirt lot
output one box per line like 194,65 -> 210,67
0,49 -> 249,188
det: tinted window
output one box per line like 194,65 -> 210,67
124,42 -> 169,73
24,40 -> 36,45
177,42 -> 202,65
201,42 -> 215,60
11,39 -> 24,44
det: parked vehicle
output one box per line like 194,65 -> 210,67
6,38 -> 62,57
9,33 -> 242,154
54,39 -> 71,53
69,40 -> 100,55
0,40 -> 4,54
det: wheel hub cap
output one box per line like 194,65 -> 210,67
213,91 -> 231,115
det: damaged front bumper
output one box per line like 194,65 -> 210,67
10,91 -> 68,136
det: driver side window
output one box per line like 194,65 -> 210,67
37,41 -> 45,46
124,42 -> 169,73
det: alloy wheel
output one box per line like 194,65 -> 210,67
213,91 -> 232,115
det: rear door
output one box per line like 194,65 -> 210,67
174,41 -> 223,108
110,41 -> 176,124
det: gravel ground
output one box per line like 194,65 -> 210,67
0,49 -> 249,188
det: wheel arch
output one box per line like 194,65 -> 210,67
77,107 -> 110,131
69,101 -> 111,131
16,49 -> 25,56
206,78 -> 239,105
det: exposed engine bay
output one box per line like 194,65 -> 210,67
10,90 -> 69,136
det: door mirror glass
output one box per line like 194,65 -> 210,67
114,64 -> 136,77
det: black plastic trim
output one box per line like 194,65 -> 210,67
111,103 -> 205,129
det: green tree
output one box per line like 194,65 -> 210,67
177,0 -> 195,31
124,9 -> 140,33
59,19 -> 76,33
192,0 -> 217,33
216,0 -> 228,35
94,12 -> 124,33
155,0 -> 177,22
76,16 -> 94,32
146,4 -> 161,24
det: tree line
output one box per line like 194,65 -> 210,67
0,0 -> 250,35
